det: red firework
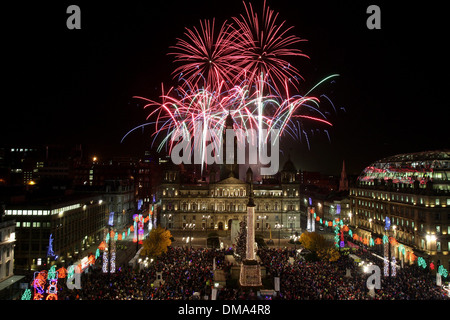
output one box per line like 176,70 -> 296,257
231,0 -> 309,91
169,18 -> 239,89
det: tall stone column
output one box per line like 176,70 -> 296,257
239,168 -> 262,287
246,184 -> 256,260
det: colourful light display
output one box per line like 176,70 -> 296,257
32,268 -> 59,300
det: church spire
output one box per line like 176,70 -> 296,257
339,160 -> 348,191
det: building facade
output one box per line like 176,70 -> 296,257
349,150 -> 450,272
0,220 -> 15,281
159,160 -> 301,237
3,193 -> 108,271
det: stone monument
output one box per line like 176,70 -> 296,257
239,168 -> 262,287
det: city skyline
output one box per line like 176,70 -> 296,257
3,1 -> 448,176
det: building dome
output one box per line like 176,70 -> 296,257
357,150 -> 450,191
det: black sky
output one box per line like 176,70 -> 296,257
3,0 -> 449,175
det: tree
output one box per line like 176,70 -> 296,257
299,231 -> 327,252
300,231 -> 340,262
140,227 -> 172,258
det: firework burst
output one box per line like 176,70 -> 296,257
123,0 -> 340,167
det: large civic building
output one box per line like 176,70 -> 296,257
349,150 -> 450,272
158,159 -> 301,238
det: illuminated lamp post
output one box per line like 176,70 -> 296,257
275,222 -> 283,247
258,215 -> 267,239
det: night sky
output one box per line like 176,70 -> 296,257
3,1 -> 449,175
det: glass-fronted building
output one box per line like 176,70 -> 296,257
349,150 -> 450,273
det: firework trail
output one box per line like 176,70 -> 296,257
123,0 -> 340,168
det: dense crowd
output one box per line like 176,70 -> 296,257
59,247 -> 233,300
259,248 -> 448,300
53,246 -> 448,300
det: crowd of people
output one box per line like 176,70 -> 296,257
53,245 -> 448,300
59,247 -> 233,300
259,247 -> 448,300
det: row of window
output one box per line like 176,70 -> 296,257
15,222 -> 51,228
162,202 -> 298,212
5,203 -> 82,216
351,189 -> 450,206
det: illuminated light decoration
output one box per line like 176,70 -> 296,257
98,241 -> 106,251
34,293 -> 44,300
47,266 -> 57,280
105,233 -> 110,243
102,251 -> 109,273
391,257 -> 396,276
110,236 -> 116,273
383,241 -> 389,277
357,151 -> 450,187
32,267 -> 58,300
122,232 -> 126,239
389,237 -> 398,246
307,207 -> 315,232
21,289 -> 32,300
57,267 -> 67,278
88,254 -> 96,266
133,214 -> 145,243
95,248 -> 100,259
438,265 -> 448,278
47,233 -> 55,258
418,256 -> 427,269
67,265 -> 75,280
108,212 -> 115,226
348,229 -> 352,238
384,216 -> 391,230
118,233 -> 122,241
114,232 -> 118,241
353,234 -> 358,241
398,245 -> 405,256
430,262 -> 435,270
375,237 -> 382,245
110,251 -> 116,273
46,279 -> 58,300
383,235 -> 388,244
369,238 -> 375,247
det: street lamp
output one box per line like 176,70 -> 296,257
258,215 -> 267,238
275,223 -> 283,247
288,215 -> 296,235
203,214 -> 210,247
